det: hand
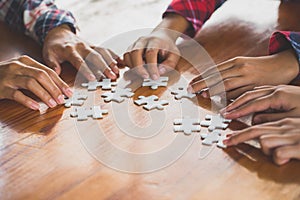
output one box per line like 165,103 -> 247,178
188,49 -> 299,99
224,118 -> 300,165
43,25 -> 120,81
221,85 -> 300,124
0,55 -> 72,110
123,29 -> 180,80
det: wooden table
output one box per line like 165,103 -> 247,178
1,1 -> 300,199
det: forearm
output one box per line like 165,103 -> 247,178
152,13 -> 191,41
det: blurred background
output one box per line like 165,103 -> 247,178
55,0 -> 170,45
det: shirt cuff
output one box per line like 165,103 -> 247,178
269,31 -> 300,80
33,9 -> 77,44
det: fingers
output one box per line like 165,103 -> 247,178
144,48 -> 159,80
3,87 -> 40,110
222,87 -> 274,113
222,94 -> 275,119
253,112 -> 293,124
259,134 -> 298,155
43,54 -> 62,75
224,124 -> 280,146
94,47 -> 120,75
128,49 -> 150,79
159,52 -> 180,74
86,49 -> 117,80
68,50 -> 96,81
18,56 -> 72,98
273,144 -> 300,165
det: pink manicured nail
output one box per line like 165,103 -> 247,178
49,99 -> 57,108
142,74 -> 149,79
30,102 -> 40,110
201,92 -> 208,98
89,74 -> 96,81
187,85 -> 194,93
65,88 -> 73,97
152,74 -> 159,80
58,95 -> 65,104
159,67 -> 166,74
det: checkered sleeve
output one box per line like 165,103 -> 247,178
0,0 -> 76,44
269,31 -> 300,64
163,0 -> 226,37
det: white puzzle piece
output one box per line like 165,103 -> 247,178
64,93 -> 88,108
171,87 -> 196,100
142,76 -> 168,90
173,116 -> 201,135
101,88 -> 134,103
70,106 -> 108,121
81,79 -> 117,91
200,114 -> 231,132
200,130 -> 227,148
134,95 -> 168,111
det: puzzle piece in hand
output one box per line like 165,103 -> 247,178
101,88 -> 134,103
173,116 -> 201,135
64,93 -> 88,108
70,106 -> 108,121
171,87 -> 196,100
142,76 -> 168,90
200,114 -> 231,131
81,79 -> 117,91
200,130 -> 227,148
134,95 -> 168,111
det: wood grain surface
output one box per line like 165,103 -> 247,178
1,1 -> 300,200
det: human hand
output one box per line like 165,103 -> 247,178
123,29 -> 180,80
188,49 -> 299,99
224,118 -> 300,165
221,85 -> 300,124
43,25 -> 120,81
0,55 -> 72,110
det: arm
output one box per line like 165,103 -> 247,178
0,0 -> 120,81
124,0 -> 226,80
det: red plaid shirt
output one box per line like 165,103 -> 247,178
163,0 -> 300,65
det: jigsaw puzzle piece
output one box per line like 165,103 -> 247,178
171,87 -> 196,100
81,79 -> 117,91
142,76 -> 168,90
200,130 -> 227,148
200,114 -> 231,131
64,93 -> 88,108
134,95 -> 168,111
173,116 -> 201,135
70,106 -> 108,121
101,88 -> 134,103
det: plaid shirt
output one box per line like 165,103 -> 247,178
164,0 -> 300,65
0,0 -> 76,44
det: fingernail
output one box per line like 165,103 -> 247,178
58,95 -> 65,104
152,74 -> 159,80
65,88 -> 73,97
159,67 -> 166,75
187,85 -> 194,93
49,99 -> 57,108
89,74 -> 96,81
30,102 -> 40,110
223,139 -> 231,146
142,74 -> 149,79
109,71 -> 117,79
220,108 -> 226,114
201,92 -> 208,98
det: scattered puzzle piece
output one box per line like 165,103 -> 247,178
171,87 -> 196,100
142,76 -> 168,90
81,79 -> 117,91
134,95 -> 168,111
70,106 -> 108,121
173,116 -> 201,135
200,130 -> 227,148
200,114 -> 231,131
64,93 -> 88,108
101,88 -> 134,103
